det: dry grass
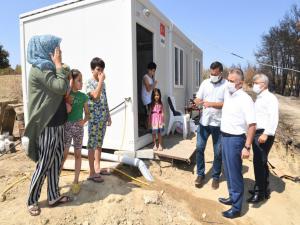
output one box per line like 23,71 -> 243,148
0,75 -> 23,103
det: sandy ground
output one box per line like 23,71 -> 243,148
0,133 -> 300,225
0,75 -> 22,102
276,94 -> 300,148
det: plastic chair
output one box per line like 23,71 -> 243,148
167,96 -> 190,139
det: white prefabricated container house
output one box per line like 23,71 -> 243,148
20,0 -> 203,152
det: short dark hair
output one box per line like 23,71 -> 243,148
210,61 -> 223,72
90,57 -> 105,70
70,69 -> 81,80
147,62 -> 157,70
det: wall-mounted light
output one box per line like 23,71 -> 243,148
143,8 -> 150,17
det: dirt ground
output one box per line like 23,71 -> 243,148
0,75 -> 22,103
276,94 -> 300,149
0,132 -> 300,225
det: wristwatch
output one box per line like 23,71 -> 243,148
244,145 -> 251,151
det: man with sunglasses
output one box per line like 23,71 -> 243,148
218,68 -> 256,218
247,74 -> 278,203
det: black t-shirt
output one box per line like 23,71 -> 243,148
47,99 -> 67,127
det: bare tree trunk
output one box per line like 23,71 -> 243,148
295,73 -> 300,97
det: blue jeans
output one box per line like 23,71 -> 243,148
222,134 -> 246,213
196,124 -> 222,180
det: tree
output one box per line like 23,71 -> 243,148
0,44 -> 10,69
244,64 -> 257,87
15,64 -> 22,74
255,4 -> 300,96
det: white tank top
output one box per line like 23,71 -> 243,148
141,74 -> 154,105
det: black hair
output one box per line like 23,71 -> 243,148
70,69 -> 81,80
90,57 -> 105,70
210,61 -> 223,72
147,62 -> 157,70
150,88 -> 162,109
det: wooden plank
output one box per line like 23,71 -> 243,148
1,107 -> 16,135
63,158 -> 120,171
154,147 -> 195,163
0,99 -> 17,132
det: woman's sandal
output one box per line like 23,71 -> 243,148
49,195 -> 73,207
28,204 -> 41,216
87,174 -> 104,183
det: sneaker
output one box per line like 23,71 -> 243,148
71,183 -> 81,195
153,145 -> 158,151
195,176 -> 205,188
212,179 -> 219,190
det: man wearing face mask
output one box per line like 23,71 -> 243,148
247,74 -> 279,203
218,68 -> 256,219
194,61 -> 227,189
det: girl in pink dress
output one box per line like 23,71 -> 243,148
149,88 -> 164,151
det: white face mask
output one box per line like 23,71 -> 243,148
227,82 -> 237,94
210,75 -> 220,83
252,84 -> 262,94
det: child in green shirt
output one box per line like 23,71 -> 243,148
61,69 -> 89,194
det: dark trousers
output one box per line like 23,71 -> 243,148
27,125 -> 64,205
252,130 -> 275,195
196,124 -> 222,179
222,134 -> 246,213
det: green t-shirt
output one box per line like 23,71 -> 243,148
68,91 -> 89,122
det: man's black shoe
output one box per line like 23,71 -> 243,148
195,176 -> 205,188
222,208 -> 241,219
265,191 -> 271,199
248,189 -> 255,195
218,197 -> 232,205
247,193 -> 265,203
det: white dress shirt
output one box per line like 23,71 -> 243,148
196,78 -> 227,127
221,89 -> 256,135
255,89 -> 279,136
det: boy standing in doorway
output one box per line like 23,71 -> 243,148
141,62 -> 158,129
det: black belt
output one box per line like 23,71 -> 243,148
221,132 -> 246,138
256,129 -> 265,134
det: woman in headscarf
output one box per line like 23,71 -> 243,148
24,35 -> 72,216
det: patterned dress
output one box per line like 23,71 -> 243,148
150,103 -> 164,134
86,78 -> 110,149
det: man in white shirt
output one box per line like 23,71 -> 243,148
218,68 -> 256,219
247,74 -> 279,204
141,62 -> 158,128
194,61 -> 227,189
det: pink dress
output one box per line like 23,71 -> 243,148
150,103 -> 164,134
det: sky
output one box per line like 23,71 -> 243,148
0,0 -> 298,69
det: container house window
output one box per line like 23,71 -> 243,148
174,46 -> 184,87
195,59 -> 201,87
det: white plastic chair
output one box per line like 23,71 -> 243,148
167,96 -> 190,139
